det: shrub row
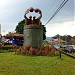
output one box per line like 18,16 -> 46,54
0,49 -> 14,53
0,46 -> 13,50
17,45 -> 60,56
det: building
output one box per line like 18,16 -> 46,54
48,39 -> 65,45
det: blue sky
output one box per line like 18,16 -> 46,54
0,0 -> 74,37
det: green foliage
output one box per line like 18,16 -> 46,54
0,49 -> 13,53
0,52 -> 75,75
43,40 -> 49,45
73,36 -> 75,39
52,34 -> 74,45
41,25 -> 46,40
66,35 -> 72,42
68,38 -> 75,45
0,45 -> 13,50
15,20 -> 25,34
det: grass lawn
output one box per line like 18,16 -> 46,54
70,53 -> 75,56
0,52 -> 75,75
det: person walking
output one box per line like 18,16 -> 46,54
12,37 -> 18,54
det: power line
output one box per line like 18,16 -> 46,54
45,0 -> 68,25
44,0 -> 62,24
45,0 -> 68,26
43,0 -> 56,21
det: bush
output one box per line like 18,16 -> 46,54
0,49 -> 13,53
0,45 -> 18,53
17,45 -> 58,56
0,45 -> 19,50
0,46 -> 13,50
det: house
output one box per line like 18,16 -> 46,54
3,33 -> 24,46
48,39 -> 65,45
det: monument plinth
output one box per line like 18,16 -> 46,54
24,7 -> 43,48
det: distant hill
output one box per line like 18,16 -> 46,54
46,37 -> 52,41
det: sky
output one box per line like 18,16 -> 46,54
0,0 -> 75,37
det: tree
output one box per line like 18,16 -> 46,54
52,34 -> 61,39
73,36 -> 75,39
15,19 -> 46,40
15,20 -> 25,34
69,38 -> 75,45
40,22 -> 46,40
65,35 -> 72,44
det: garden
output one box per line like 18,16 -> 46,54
0,45 -> 75,75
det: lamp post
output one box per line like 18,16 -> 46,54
56,34 -> 61,58
56,34 -> 60,45
65,34 -> 67,45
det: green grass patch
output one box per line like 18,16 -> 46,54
0,52 -> 75,75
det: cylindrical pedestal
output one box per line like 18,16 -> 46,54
24,25 -> 43,48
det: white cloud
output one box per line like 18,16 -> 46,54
0,0 -> 9,7
0,0 -> 74,37
46,21 -> 75,37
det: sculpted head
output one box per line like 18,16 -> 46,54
29,16 -> 32,19
24,7 -> 42,20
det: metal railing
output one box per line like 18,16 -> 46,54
52,45 -> 75,59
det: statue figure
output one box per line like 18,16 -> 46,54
33,16 -> 36,25
29,16 -> 32,25
24,9 -> 29,25
24,7 -> 42,26
24,9 -> 32,25
29,7 -> 34,12
33,9 -> 42,26
24,14 -> 32,25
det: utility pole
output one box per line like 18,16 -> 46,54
57,34 -> 61,58
65,34 -> 67,45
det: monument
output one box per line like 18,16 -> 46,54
24,7 -> 43,48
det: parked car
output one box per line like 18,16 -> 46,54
64,46 -> 75,53
53,45 -> 60,49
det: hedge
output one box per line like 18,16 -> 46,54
0,46 -> 13,50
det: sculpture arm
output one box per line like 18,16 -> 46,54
25,9 -> 29,14
24,14 -> 28,19
37,13 -> 42,20
24,9 -> 29,19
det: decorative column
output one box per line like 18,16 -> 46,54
24,7 -> 43,48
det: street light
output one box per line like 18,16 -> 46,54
56,34 -> 60,45
65,34 -> 67,45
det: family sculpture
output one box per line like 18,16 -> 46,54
24,7 -> 42,26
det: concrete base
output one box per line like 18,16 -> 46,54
24,25 -> 43,48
